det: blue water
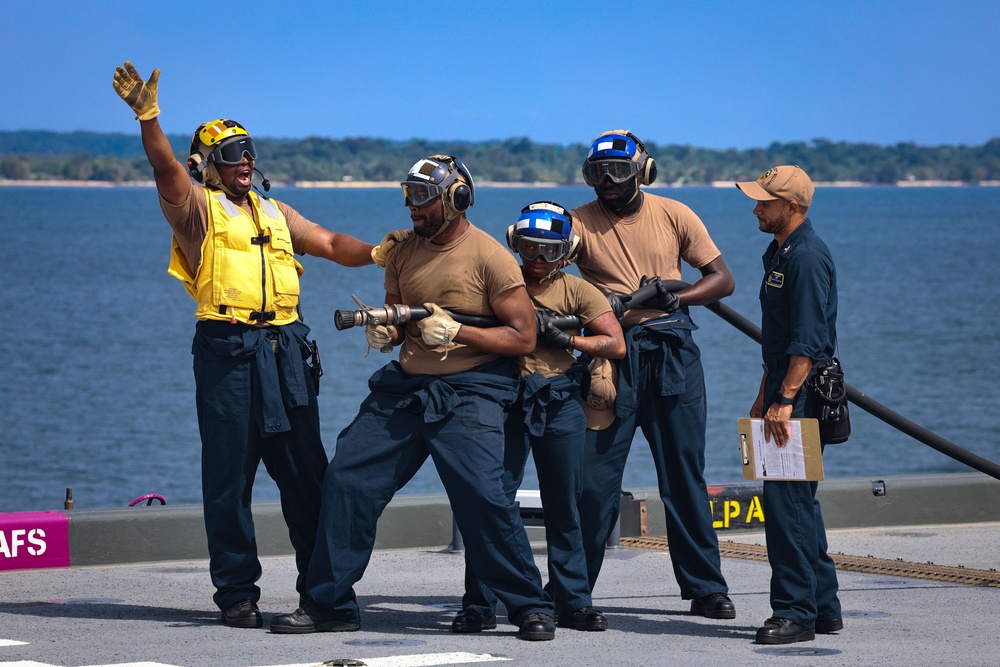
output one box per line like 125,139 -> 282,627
2,185 -> 998,512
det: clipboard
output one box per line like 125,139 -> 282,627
738,418 -> 824,481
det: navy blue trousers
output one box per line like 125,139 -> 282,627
578,325 -> 728,599
762,371 -> 841,627
304,361 -> 554,626
193,320 -> 327,611
462,372 -> 592,616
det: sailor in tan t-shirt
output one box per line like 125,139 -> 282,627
456,202 -> 625,634
271,156 -> 559,642
571,130 -> 739,621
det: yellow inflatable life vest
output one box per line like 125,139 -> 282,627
168,189 -> 303,325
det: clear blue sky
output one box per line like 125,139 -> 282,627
2,0 -> 997,149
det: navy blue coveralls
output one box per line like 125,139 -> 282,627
759,218 -> 842,628
193,319 -> 327,611
303,359 -> 555,626
462,366 -> 593,617
577,309 -> 729,599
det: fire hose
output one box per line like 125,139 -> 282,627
333,280 -> 663,331
334,278 -> 1000,479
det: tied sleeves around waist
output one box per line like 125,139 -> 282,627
193,320 -> 313,434
519,365 -> 586,438
615,308 -> 699,418
367,358 -> 519,424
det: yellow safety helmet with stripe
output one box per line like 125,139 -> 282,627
187,119 -> 257,182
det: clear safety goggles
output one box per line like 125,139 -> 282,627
514,236 -> 568,263
209,137 -> 258,166
401,182 -> 444,208
583,159 -> 640,185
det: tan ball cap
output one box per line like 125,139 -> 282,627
735,165 -> 814,207
584,357 -> 618,431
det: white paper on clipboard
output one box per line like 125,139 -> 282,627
738,418 -> 824,481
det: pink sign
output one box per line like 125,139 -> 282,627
0,511 -> 70,571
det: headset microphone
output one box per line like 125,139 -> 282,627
254,168 -> 270,192
251,168 -> 271,200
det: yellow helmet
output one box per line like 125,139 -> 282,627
186,119 -> 256,182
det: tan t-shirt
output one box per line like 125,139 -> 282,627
385,224 -> 525,376
571,193 -> 721,327
523,272 -> 611,378
158,181 -> 319,275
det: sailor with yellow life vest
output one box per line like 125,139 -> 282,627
113,61 -> 409,630
168,124 -> 304,326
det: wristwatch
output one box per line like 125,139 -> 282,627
775,392 -> 796,406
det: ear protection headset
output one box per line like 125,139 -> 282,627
584,129 -> 658,186
437,155 -> 475,212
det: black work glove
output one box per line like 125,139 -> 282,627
605,292 -> 627,322
535,309 -> 573,350
639,275 -> 681,314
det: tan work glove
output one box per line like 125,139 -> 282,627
371,229 -> 414,267
365,323 -> 395,355
418,303 -> 461,347
113,61 -> 161,121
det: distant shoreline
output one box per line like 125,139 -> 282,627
2,179 -> 999,189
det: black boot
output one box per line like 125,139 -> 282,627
451,608 -> 497,633
519,613 -> 556,641
269,605 -> 360,634
755,617 -> 815,644
220,600 -> 262,629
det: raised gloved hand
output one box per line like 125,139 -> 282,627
535,309 -> 572,350
418,303 -> 461,347
639,275 -> 681,314
364,322 -> 395,355
112,61 -> 161,121
605,292 -> 627,321
371,229 -> 414,267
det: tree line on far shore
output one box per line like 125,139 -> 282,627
2,130 -> 999,185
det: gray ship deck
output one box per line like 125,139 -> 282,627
2,475 -> 999,667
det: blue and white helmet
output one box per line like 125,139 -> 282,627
582,129 -> 657,186
508,201 -> 579,263
586,131 -> 642,161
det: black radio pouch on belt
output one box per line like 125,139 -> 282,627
307,339 -> 323,395
295,304 -> 323,396
806,357 -> 851,444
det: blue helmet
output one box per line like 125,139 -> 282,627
586,131 -> 641,161
508,201 -> 578,263
582,129 -> 657,186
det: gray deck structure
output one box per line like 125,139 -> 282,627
2,474 -> 999,667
